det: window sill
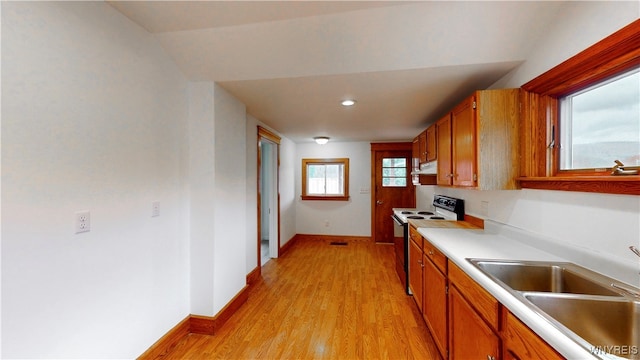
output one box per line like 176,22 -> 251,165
517,176 -> 640,195
301,195 -> 350,201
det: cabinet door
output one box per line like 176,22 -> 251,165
418,130 -> 428,164
449,286 -> 499,360
408,239 -> 423,312
451,96 -> 477,187
426,125 -> 437,162
503,311 -> 564,360
436,114 -> 452,185
423,255 -> 447,359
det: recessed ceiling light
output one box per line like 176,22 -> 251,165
341,99 -> 356,107
314,136 -> 329,145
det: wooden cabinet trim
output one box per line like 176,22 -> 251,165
519,19 -> 640,195
448,261 -> 500,331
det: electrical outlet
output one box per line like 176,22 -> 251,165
324,220 -> 330,227
152,201 -> 160,217
75,211 -> 90,234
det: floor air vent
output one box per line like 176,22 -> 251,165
330,241 -> 348,246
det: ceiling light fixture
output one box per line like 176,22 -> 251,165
341,99 -> 356,107
314,136 -> 330,145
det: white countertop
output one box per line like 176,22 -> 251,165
417,222 -> 634,360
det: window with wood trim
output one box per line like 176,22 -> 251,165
301,158 -> 350,201
519,19 -> 640,195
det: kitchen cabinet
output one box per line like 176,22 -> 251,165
502,311 -> 564,360
412,135 -> 437,186
439,89 -> 520,190
448,262 -> 500,360
422,238 -> 448,359
408,226 -> 423,313
411,230 -> 562,360
418,130 -> 428,164
426,125 -> 437,162
436,114 -> 452,186
449,285 -> 500,360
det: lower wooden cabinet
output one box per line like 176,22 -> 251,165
502,310 -> 564,360
409,236 -> 563,360
423,252 -> 448,358
449,285 -> 500,360
408,238 -> 424,313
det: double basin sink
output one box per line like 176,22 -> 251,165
468,259 -> 640,359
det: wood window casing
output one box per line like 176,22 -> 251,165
519,19 -> 640,195
301,158 -> 350,201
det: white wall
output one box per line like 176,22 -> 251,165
212,83 -> 247,313
2,2 -> 190,358
295,142 -> 371,236
188,82 -> 216,315
279,136 -> 298,245
187,82 -> 248,316
419,2 -> 640,273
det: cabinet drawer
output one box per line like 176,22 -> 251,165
448,261 -> 499,330
423,237 -> 447,273
409,225 -> 423,250
503,311 -> 564,360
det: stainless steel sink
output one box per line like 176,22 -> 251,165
468,259 -> 623,296
467,259 -> 640,359
525,293 -> 640,359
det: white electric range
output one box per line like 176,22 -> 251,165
391,195 -> 465,294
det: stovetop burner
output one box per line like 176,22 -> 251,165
418,211 -> 434,215
430,216 -> 445,220
406,215 -> 425,219
401,211 -> 413,214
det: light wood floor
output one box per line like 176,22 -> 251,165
162,237 -> 440,359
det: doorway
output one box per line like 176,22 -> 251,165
258,127 -> 281,267
371,143 -> 415,243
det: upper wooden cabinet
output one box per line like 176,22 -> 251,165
439,89 -> 520,190
425,125 -> 437,162
418,130 -> 428,164
414,125 -> 437,167
436,114 -> 453,186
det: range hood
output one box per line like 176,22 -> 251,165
411,161 -> 437,175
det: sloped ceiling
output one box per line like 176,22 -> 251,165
109,1 -> 567,143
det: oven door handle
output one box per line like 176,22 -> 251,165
391,214 -> 404,226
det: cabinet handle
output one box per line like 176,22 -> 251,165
428,250 -> 434,256
487,356 -> 496,360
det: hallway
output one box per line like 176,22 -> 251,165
161,237 -> 440,359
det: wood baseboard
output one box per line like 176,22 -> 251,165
246,266 -> 260,285
189,315 -> 215,335
139,285 -> 250,358
279,234 -> 299,256
137,315 -> 191,360
212,284 -> 249,332
295,234 -> 372,242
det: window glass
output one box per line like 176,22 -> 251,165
559,68 -> 640,170
382,157 -> 407,187
307,163 -> 344,195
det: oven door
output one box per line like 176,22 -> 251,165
391,214 -> 411,295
